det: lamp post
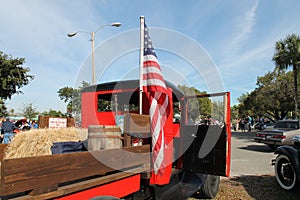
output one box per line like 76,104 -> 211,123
68,22 -> 121,84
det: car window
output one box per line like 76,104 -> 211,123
274,121 -> 299,129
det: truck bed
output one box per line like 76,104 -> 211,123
0,144 -> 150,199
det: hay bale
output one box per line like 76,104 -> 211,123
4,128 -> 88,159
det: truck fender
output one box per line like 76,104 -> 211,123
274,146 -> 300,181
90,196 -> 121,200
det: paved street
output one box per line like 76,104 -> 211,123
230,131 -> 276,177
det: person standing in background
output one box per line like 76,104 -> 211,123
240,118 -> 245,132
2,118 -> 17,143
247,116 -> 252,132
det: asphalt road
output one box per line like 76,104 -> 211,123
230,131 -> 276,177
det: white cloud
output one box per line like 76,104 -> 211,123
232,0 -> 258,50
220,0 -> 259,59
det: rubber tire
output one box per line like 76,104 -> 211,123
275,154 -> 298,190
201,175 -> 220,199
192,175 -> 220,199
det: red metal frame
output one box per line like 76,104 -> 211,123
225,92 -> 231,177
55,174 -> 141,200
81,88 -> 137,128
81,91 -> 99,128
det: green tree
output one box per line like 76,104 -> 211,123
273,34 -> 300,118
237,93 -> 254,117
238,69 -> 295,120
9,109 -> 15,116
211,100 -> 225,122
41,109 -> 67,118
178,85 -> 212,121
57,87 -> 74,104
22,103 -> 39,121
57,81 -> 90,119
231,105 -> 239,119
255,69 -> 294,119
72,81 -> 90,114
57,86 -> 74,116
0,99 -> 8,117
0,52 -> 34,99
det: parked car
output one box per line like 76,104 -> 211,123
254,120 -> 276,130
254,120 -> 300,149
273,135 -> 300,190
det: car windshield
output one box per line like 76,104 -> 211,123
274,121 -> 299,129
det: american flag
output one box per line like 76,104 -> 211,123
142,23 -> 170,176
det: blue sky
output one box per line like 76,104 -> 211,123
1,0 -> 300,113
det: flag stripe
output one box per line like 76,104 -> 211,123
142,22 -> 170,179
150,98 -> 165,174
142,79 -> 167,90
143,73 -> 165,82
143,60 -> 160,69
143,67 -> 164,78
144,54 -> 159,63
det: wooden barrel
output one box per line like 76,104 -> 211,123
88,125 -> 123,151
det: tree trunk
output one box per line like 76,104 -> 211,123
293,65 -> 298,118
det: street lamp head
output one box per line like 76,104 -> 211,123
110,22 -> 121,27
67,32 -> 77,37
68,22 -> 121,85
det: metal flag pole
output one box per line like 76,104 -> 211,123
139,16 -> 145,114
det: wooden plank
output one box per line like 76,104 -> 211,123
37,115 -> 49,129
0,145 -> 150,196
124,113 -> 150,135
11,164 -> 149,200
67,118 -> 75,127
0,144 -> 8,161
28,184 -> 58,196
88,126 -> 122,150
123,133 -> 132,147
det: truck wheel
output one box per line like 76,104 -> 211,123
275,154 -> 298,190
192,175 -> 220,199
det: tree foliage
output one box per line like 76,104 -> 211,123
272,33 -> 300,117
0,99 -> 8,117
238,69 -> 296,120
57,81 -> 90,119
22,103 -> 39,121
57,87 -> 74,104
231,105 -> 239,119
178,85 -> 212,121
0,52 -> 34,100
41,109 -> 68,118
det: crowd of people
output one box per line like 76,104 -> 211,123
0,117 -> 38,144
232,116 -> 254,132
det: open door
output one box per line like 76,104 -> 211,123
181,92 -> 231,177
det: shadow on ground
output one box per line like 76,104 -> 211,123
216,175 -> 300,200
231,131 -> 257,139
238,144 -> 274,153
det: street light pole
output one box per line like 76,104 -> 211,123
91,31 -> 95,84
68,22 -> 121,85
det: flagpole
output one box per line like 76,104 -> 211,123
139,16 -> 145,114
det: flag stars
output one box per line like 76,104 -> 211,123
144,24 -> 157,57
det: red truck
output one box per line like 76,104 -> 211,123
0,79 -> 230,200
